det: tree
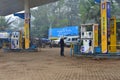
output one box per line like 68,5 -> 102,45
11,17 -> 24,31
0,16 -> 14,30
31,5 -> 50,38
79,0 -> 100,24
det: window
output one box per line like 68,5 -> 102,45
72,38 -> 78,41
68,38 -> 71,41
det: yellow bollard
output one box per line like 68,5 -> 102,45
70,43 -> 74,56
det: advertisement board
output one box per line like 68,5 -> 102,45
49,26 -> 79,38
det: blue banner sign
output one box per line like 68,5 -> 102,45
49,26 -> 79,37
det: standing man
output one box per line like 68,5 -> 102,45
89,40 -> 92,53
60,37 -> 64,56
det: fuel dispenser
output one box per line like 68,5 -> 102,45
11,31 -> 22,49
80,24 -> 98,53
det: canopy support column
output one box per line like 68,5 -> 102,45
24,0 -> 30,49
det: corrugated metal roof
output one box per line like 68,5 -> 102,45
0,0 -> 58,16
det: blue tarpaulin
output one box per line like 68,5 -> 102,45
14,13 -> 24,19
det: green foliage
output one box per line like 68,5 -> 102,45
79,0 -> 100,23
0,16 -> 14,30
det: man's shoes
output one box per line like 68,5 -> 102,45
61,55 -> 65,57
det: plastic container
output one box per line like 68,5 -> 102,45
94,47 -> 101,53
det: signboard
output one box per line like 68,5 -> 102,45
49,26 -> 79,38
101,1 -> 108,53
94,24 -> 98,47
109,17 -> 116,52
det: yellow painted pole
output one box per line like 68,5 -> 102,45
101,0 -> 108,53
24,0 -> 30,49
109,17 -> 116,52
19,31 -> 22,49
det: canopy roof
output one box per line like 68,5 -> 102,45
0,0 -> 58,16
